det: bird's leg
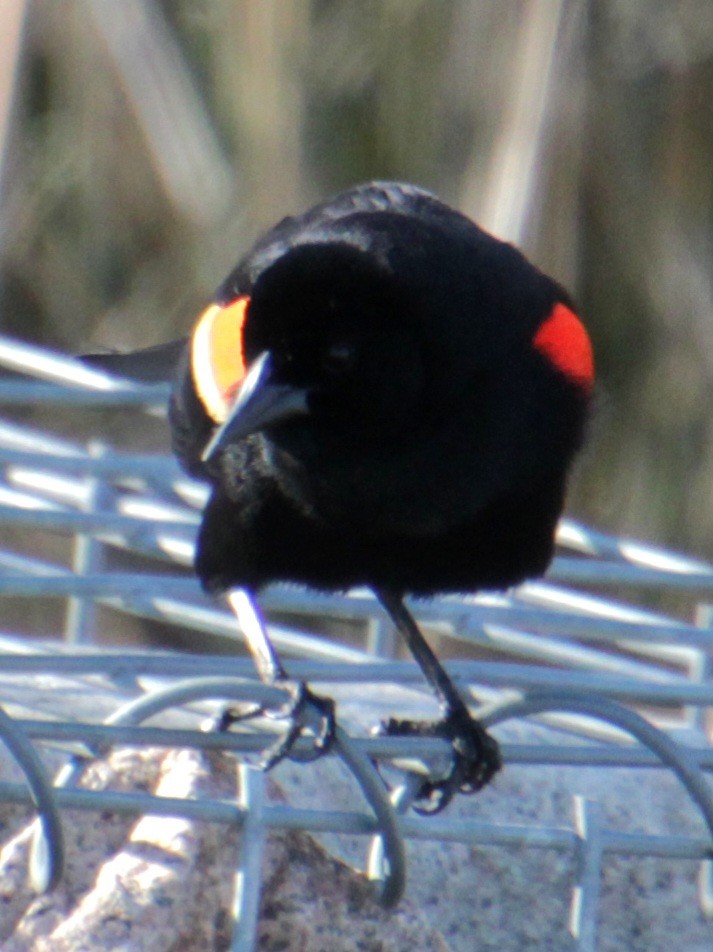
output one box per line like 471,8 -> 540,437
228,588 -> 290,684
213,588 -> 336,769
374,587 -> 501,813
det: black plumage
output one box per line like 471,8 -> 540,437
85,182 -> 594,810
174,183 -> 590,594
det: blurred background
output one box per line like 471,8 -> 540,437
0,0 -> 712,559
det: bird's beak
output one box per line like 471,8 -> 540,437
201,351 -> 309,462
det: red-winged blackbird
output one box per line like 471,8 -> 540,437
85,182 -> 594,811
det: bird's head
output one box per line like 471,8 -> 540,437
189,232 -> 595,477
191,243 -> 429,462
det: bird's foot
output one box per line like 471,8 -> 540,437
381,707 -> 501,814
211,682 -> 336,771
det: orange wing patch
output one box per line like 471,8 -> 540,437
191,296 -> 249,423
533,302 -> 594,395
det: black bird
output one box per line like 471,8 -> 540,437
85,182 -> 594,811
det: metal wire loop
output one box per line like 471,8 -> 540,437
483,689 -> 713,844
0,703 -> 65,893
33,676 -> 406,908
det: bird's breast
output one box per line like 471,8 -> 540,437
238,426 -> 490,540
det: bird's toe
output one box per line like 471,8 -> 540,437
380,709 -> 501,814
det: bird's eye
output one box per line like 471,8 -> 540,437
322,342 -> 355,376
271,349 -> 294,374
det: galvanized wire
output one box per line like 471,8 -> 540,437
1,332 -> 713,950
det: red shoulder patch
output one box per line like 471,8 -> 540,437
533,302 -> 594,395
191,296 -> 249,423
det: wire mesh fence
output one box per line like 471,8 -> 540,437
1,332 -> 713,950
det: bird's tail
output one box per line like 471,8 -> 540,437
80,338 -> 187,383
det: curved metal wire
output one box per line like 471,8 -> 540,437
483,690 -> 713,843
37,676 -> 406,911
0,704 -> 64,892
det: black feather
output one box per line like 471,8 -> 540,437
174,182 -> 591,596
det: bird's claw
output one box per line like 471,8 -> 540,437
260,682 -> 336,770
208,682 -> 336,771
381,708 -> 501,814
209,701 -> 266,732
